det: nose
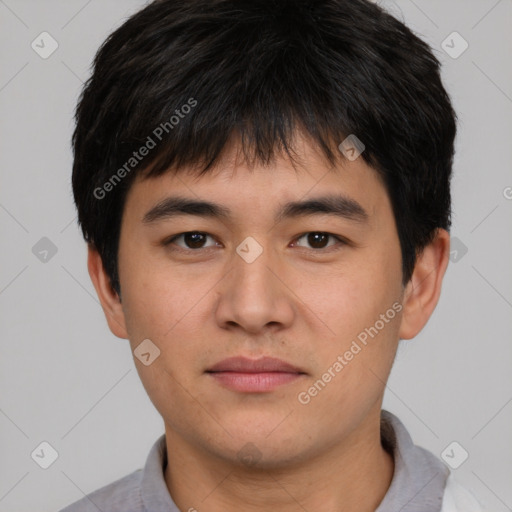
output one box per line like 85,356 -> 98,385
214,243 -> 295,335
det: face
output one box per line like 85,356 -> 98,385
110,133 -> 409,467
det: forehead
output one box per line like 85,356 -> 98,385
127,131 -> 388,219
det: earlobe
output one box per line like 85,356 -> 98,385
398,229 -> 451,340
87,244 -> 129,339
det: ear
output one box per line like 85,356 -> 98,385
87,244 -> 128,339
399,228 -> 450,340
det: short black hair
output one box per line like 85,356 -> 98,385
72,0 -> 457,296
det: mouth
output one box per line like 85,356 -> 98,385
205,356 -> 307,393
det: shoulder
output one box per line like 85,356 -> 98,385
58,468 -> 144,512
441,474 -> 486,512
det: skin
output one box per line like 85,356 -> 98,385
88,130 -> 450,512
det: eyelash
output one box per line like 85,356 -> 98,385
162,231 -> 348,254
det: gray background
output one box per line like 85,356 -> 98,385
0,0 -> 511,510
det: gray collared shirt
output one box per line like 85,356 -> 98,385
59,410 -> 450,512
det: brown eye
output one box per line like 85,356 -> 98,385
307,232 -> 329,249
165,231 -> 217,250
183,232 -> 208,248
294,232 -> 341,250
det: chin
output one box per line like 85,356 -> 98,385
207,426 -> 317,469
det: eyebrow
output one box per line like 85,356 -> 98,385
142,194 -> 369,224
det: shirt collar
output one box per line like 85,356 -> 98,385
140,409 -> 449,511
140,433 -> 178,511
376,410 -> 450,511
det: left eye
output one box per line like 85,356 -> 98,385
293,232 -> 343,250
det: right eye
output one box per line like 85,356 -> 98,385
163,231 -> 220,251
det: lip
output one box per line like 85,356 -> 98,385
207,356 -> 304,373
206,356 -> 306,393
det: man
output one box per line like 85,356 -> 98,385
61,0 -> 484,510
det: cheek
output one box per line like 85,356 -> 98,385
296,254 -> 402,393
118,243 -> 186,337
300,260 -> 399,338
119,260 -> 211,375
297,294 -> 401,430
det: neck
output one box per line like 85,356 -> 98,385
163,409 -> 394,512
